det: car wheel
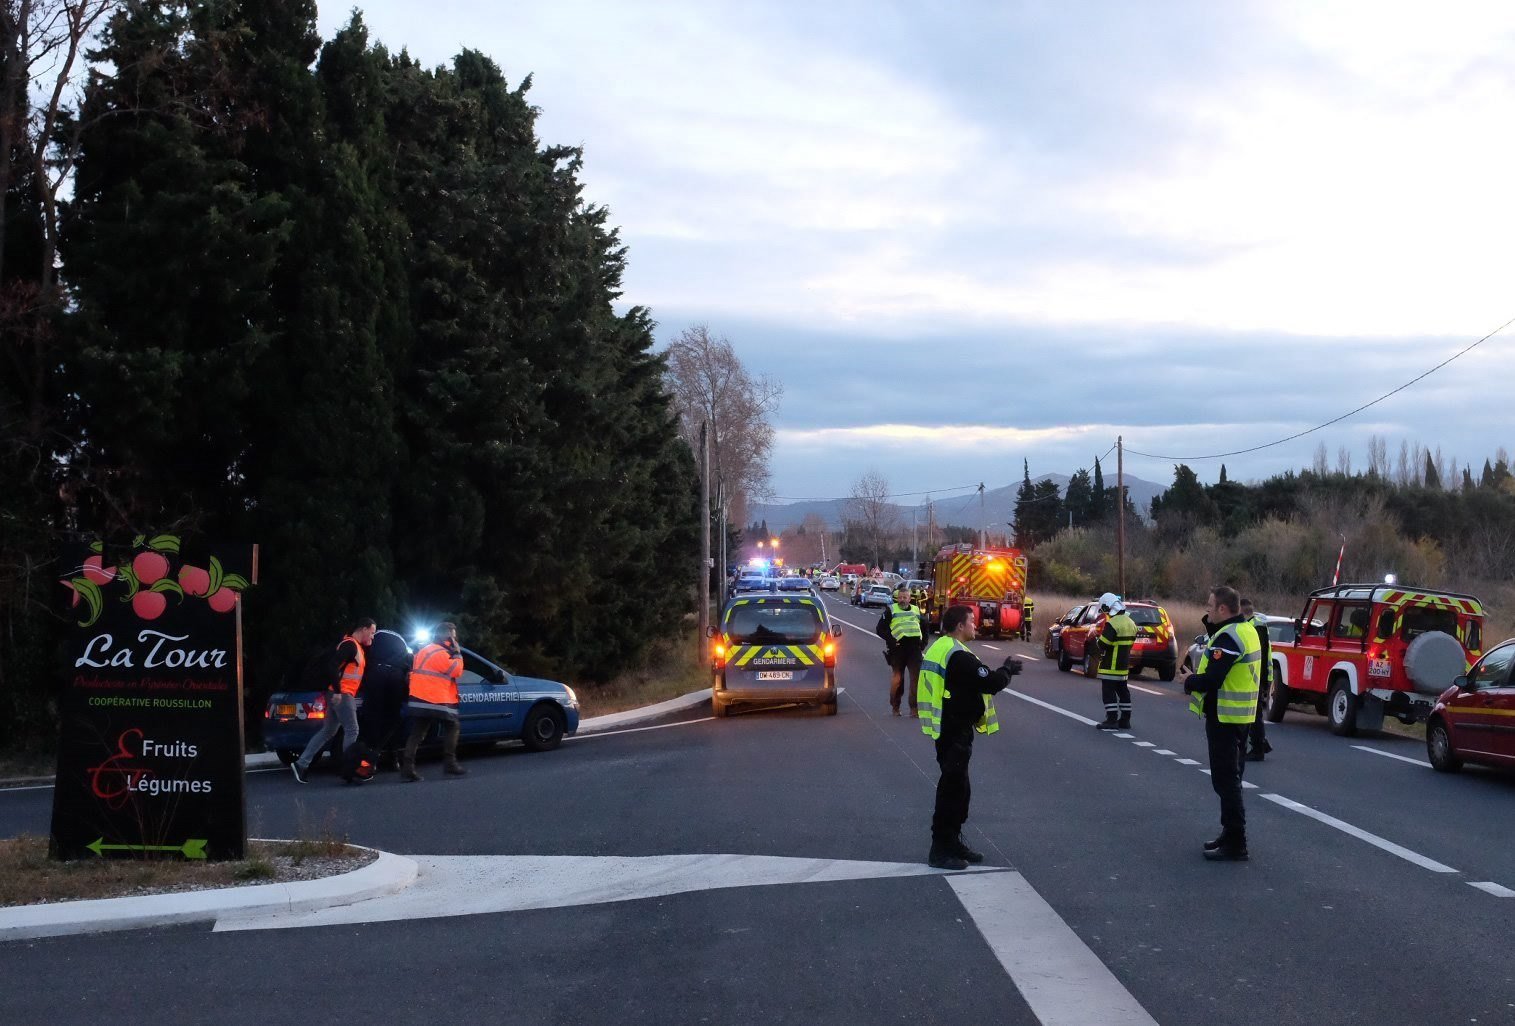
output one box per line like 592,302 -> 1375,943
713,693 -> 730,717
275,748 -> 298,766
1082,649 -> 1097,679
1265,676 -> 1288,723
521,704 -> 566,751
1327,679 -> 1359,736
1158,661 -> 1176,683
1426,718 -> 1462,772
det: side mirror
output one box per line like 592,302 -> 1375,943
829,622 -> 841,637
705,625 -> 717,638
491,667 -> 507,685
1193,634 -> 1206,645
1454,674 -> 1470,690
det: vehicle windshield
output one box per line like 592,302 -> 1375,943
724,603 -> 824,643
1127,607 -> 1164,626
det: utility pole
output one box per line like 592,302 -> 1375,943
717,478 -> 727,607
978,483 -> 987,548
912,506 -> 918,568
1116,435 -> 1125,599
699,421 -> 711,655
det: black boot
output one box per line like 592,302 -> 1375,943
1203,833 -> 1248,861
1094,718 -> 1120,730
1203,834 -> 1226,851
441,719 -> 467,776
954,836 -> 986,864
927,842 -> 969,870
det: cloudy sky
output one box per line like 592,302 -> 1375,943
321,0 -> 1515,502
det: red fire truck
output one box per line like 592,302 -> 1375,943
1268,583 -> 1485,736
926,544 -> 1028,639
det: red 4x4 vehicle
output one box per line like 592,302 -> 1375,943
1053,600 -> 1178,682
1267,584 -> 1484,735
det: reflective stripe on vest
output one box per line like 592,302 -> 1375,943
1188,621 -> 1261,723
338,636 -> 366,696
1098,612 -> 1137,679
917,635 -> 999,740
889,603 -> 923,641
409,643 -> 463,706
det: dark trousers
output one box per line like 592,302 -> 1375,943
931,726 -> 974,843
1100,678 -> 1131,723
890,645 -> 923,712
1205,718 -> 1248,839
402,711 -> 461,771
1248,681 -> 1270,752
358,677 -> 406,756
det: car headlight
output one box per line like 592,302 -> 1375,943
564,686 -> 578,705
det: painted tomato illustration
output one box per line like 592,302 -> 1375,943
132,591 -> 167,620
83,554 -> 116,585
133,551 -> 170,585
179,565 -> 211,597
207,588 -> 239,613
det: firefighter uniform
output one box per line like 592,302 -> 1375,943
1094,606 -> 1138,729
402,628 -> 467,781
1184,614 -> 1261,859
877,599 -> 926,716
1021,598 -> 1035,641
917,631 -> 1017,869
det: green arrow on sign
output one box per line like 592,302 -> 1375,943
87,837 -> 209,859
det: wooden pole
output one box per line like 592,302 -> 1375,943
699,421 -> 710,654
1117,435 -> 1125,598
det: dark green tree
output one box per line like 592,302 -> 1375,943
1062,469 -> 1093,530
1423,453 -> 1441,490
1090,457 -> 1106,522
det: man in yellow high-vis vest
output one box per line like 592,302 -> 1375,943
876,586 -> 927,717
917,604 -> 1022,870
1182,586 -> 1261,861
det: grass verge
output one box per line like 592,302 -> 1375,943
0,835 -> 376,908
578,637 -> 709,718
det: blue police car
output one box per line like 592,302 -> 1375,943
263,630 -> 580,762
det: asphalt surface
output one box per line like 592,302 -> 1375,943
2,591 -> 1513,1025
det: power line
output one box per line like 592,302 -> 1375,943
1124,314 -> 1515,462
765,482 -> 980,502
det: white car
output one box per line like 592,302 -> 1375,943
856,584 -> 895,609
1180,614 -> 1295,674
817,576 -> 841,591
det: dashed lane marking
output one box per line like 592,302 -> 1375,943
568,717 -> 716,741
1018,654 -> 1041,662
1132,741 -> 1156,748
1468,881 -> 1515,898
1153,749 -> 1176,756
1128,684 -> 1165,696
949,871 -> 1160,1026
1352,744 -> 1432,769
1002,688 -> 1099,727
1113,733 -> 1135,738
1259,793 -> 1459,874
981,643 -> 1002,651
1175,758 -> 1201,766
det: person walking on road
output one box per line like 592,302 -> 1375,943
290,618 -> 375,784
917,604 -> 1023,870
358,628 -> 412,772
1020,597 -> 1035,642
401,622 -> 467,782
1092,593 -> 1137,730
877,585 -> 927,717
1240,597 -> 1273,762
1183,586 -> 1262,861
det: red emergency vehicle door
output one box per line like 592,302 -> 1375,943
1444,642 -> 1515,760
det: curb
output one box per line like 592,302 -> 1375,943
0,843 -> 418,942
575,689 -> 711,734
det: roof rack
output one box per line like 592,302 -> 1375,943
1304,583 -> 1482,604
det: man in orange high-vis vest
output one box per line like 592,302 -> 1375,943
291,618 -> 376,784
401,622 -> 467,782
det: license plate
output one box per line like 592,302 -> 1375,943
1368,658 -> 1392,679
276,704 -> 296,716
755,671 -> 793,681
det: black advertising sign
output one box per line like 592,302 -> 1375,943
50,536 -> 258,861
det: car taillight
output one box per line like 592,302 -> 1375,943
823,642 -> 836,667
712,642 -> 726,668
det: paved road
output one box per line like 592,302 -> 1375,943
1,592 -> 1512,1025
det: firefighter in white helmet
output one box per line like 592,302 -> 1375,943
1093,592 -> 1137,730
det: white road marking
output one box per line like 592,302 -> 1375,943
214,853 -> 1001,932
1128,684 -> 1165,696
981,643 -> 1002,651
1175,758 -> 1201,766
1352,745 -> 1432,769
949,872 -> 1159,1026
1113,733 -> 1135,738
1242,781 -> 1259,790
1132,741 -> 1156,748
567,717 -> 715,741
1018,654 -> 1041,662
1468,881 -> 1515,898
1260,793 -> 1459,874
1153,749 -> 1176,756
1003,688 -> 1099,726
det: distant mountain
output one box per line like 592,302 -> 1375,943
750,473 -> 1166,533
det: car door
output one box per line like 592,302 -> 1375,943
457,648 -> 517,739
1443,642 -> 1515,760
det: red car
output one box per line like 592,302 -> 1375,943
1055,600 -> 1178,682
1427,638 -> 1515,772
